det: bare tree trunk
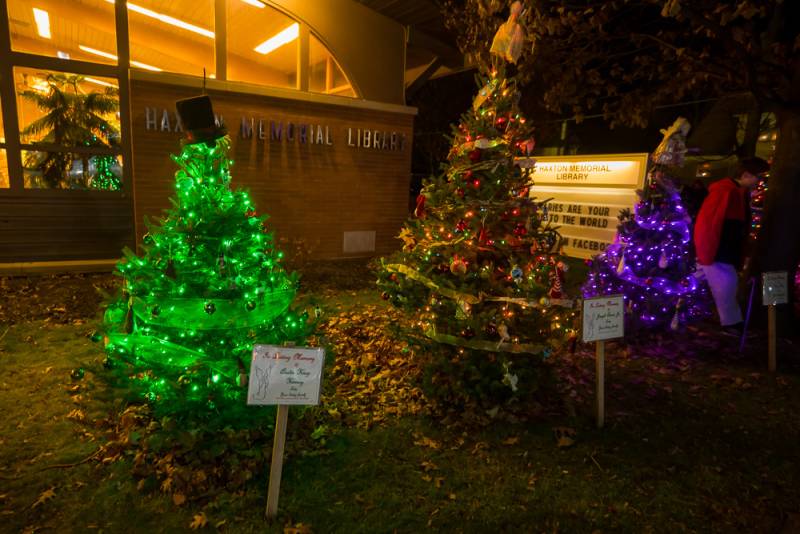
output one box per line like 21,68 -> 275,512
739,97 -> 761,158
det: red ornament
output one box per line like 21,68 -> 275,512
472,179 -> 481,188
456,188 -> 465,198
468,149 -> 482,163
478,226 -> 490,244
389,273 -> 398,282
518,187 -> 529,198
513,224 -> 527,237
464,170 -> 473,180
455,219 -> 468,232
414,194 -> 426,218
450,256 -> 468,275
548,261 -> 566,299
381,291 -> 390,300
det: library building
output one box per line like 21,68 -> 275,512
0,0 -> 419,268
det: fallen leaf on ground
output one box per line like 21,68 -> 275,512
284,523 -> 312,534
553,427 -> 576,448
420,460 -> 438,472
502,436 -> 520,445
66,409 -> 85,421
189,512 -> 207,530
172,493 -> 186,506
413,435 -> 441,450
32,487 -> 55,508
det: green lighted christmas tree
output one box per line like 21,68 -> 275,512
102,96 -> 310,423
90,154 -> 122,191
377,3 -> 576,402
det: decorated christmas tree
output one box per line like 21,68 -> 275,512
102,96 -> 310,424
90,154 -> 122,191
582,118 -> 710,330
377,2 -> 575,401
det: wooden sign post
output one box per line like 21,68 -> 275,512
582,295 -> 625,428
247,345 -> 325,519
762,272 -> 788,372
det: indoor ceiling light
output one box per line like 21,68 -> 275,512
32,8 -> 51,39
84,77 -> 118,88
79,45 -> 162,71
241,0 -> 265,7
254,23 -> 298,55
78,45 -> 116,60
29,76 -> 51,93
130,60 -> 162,71
105,0 -> 214,38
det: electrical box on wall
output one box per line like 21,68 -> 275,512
343,231 -> 376,254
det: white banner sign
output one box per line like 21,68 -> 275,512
762,271 -> 788,306
582,295 -> 625,342
527,154 -> 648,259
247,345 -> 325,406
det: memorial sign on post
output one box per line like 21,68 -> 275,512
582,295 -> 625,428
762,271 -> 788,306
762,272 -> 788,372
248,345 -> 325,519
526,154 -> 648,259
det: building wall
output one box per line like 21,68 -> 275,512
130,78 -> 414,259
0,192 -> 133,262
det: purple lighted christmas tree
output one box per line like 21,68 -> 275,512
582,118 -> 711,330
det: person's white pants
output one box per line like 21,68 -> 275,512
698,262 -> 743,326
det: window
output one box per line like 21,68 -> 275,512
0,96 -> 7,188
226,1 -> 297,89
127,0 -> 214,76
6,0 -> 118,65
309,34 -> 355,98
15,67 -> 122,190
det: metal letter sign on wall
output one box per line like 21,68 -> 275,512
526,154 -> 649,259
143,107 -> 407,153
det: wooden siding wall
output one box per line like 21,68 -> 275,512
130,80 -> 414,259
0,193 -> 134,262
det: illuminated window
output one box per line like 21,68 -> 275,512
14,67 -> 122,190
0,96 -> 6,188
7,0 -> 118,65
127,0 -> 214,76
226,1 -> 297,89
0,150 -> 7,189
309,34 -> 355,98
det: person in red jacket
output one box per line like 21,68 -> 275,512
694,157 -> 769,335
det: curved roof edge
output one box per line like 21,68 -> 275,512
269,0 -> 406,105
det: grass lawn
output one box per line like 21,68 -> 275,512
1,260 -> 799,533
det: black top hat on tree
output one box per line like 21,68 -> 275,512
175,95 -> 227,146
